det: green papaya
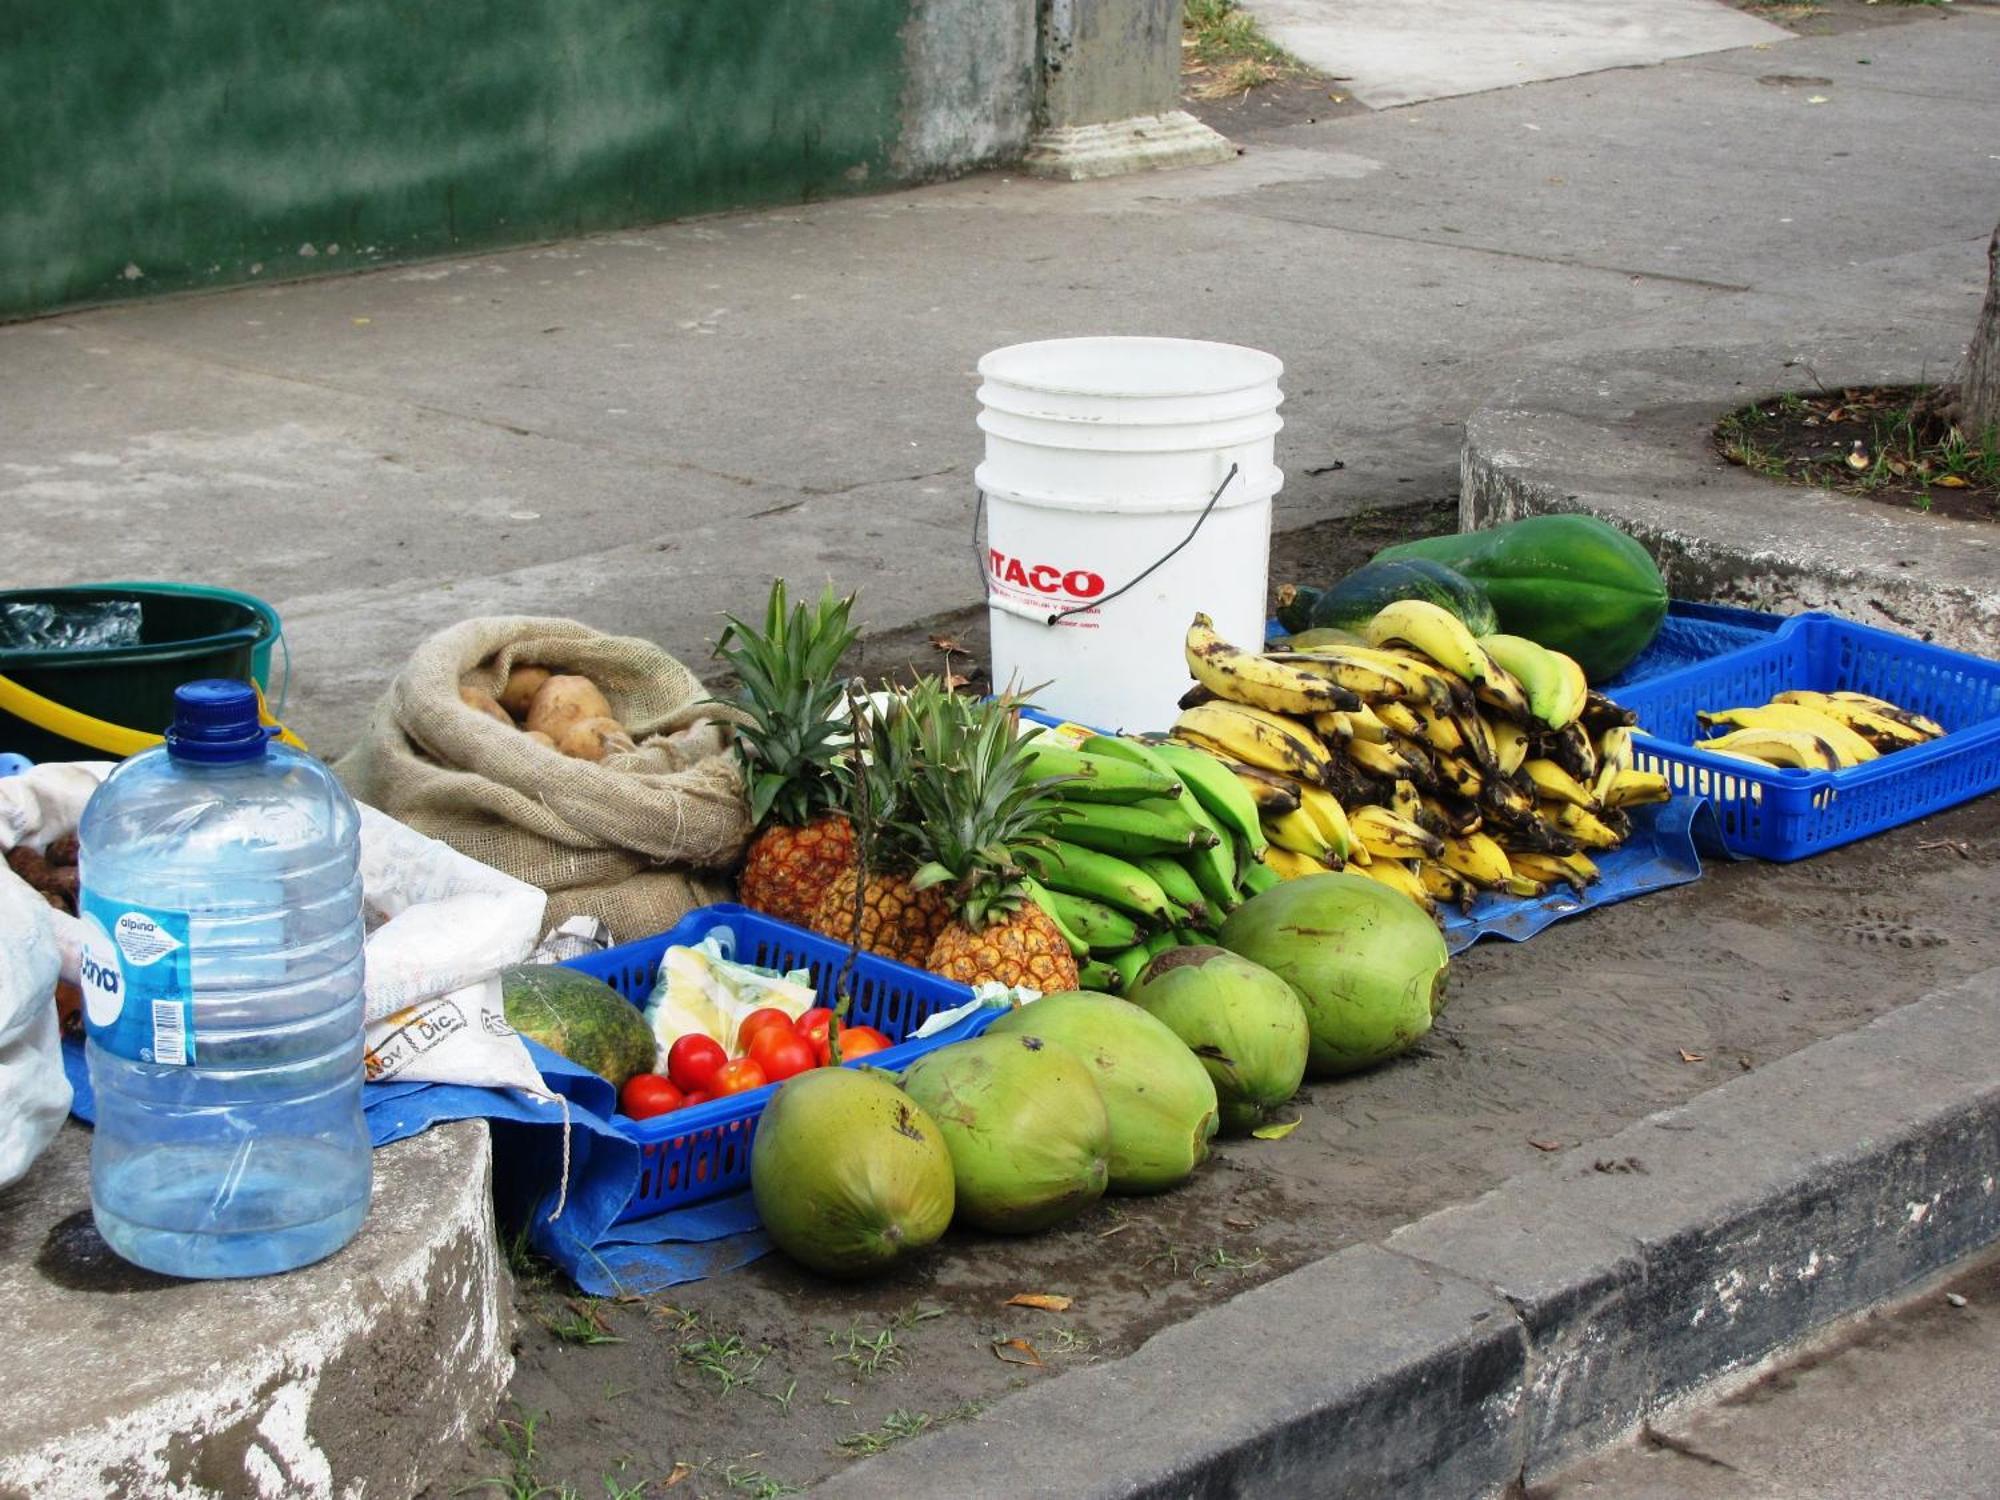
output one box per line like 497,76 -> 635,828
1375,514 -> 1666,681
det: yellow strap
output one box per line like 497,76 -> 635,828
0,672 -> 306,756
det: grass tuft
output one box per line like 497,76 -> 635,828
1183,0 -> 1297,97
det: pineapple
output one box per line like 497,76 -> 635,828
902,687 -> 1081,993
718,580 -> 862,926
806,691 -> 951,966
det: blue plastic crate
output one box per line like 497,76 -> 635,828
560,904 -> 995,1222
1617,614 -> 2000,860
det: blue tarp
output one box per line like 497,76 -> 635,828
1440,796 -> 1720,953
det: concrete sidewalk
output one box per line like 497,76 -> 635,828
4,7 -> 1994,759
1239,0 -> 1786,107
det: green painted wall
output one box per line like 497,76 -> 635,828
0,0 -> 929,319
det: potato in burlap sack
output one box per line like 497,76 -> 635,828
336,617 -> 749,942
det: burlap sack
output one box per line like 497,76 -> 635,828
335,617 -> 750,943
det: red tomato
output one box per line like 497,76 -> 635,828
750,1027 -> 818,1082
835,1025 -> 892,1062
618,1073 -> 684,1120
735,1007 -> 794,1053
667,1034 -> 727,1094
795,1008 -> 836,1065
680,1089 -> 713,1109
712,1057 -> 769,1096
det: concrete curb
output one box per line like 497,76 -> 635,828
1457,326 -> 2000,657
813,968 -> 2000,1498
0,1120 -> 513,1500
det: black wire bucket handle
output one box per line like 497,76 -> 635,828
972,462 -> 1241,628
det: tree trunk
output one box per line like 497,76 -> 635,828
1963,219 -> 2000,440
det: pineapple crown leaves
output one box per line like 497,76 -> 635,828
896,681 -> 1071,931
845,689 -> 926,875
714,579 -> 861,828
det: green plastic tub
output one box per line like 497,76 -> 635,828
0,584 -> 281,762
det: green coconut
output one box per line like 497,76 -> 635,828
1127,946 -> 1310,1135
899,1033 -> 1111,1233
988,992 -> 1218,1195
750,1068 -> 954,1277
1219,873 -> 1450,1077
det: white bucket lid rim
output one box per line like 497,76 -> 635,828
977,336 -> 1285,400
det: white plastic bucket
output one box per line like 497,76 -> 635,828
974,336 -> 1283,732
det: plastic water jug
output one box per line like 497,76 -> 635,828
79,679 -> 370,1277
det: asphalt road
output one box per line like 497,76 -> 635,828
1548,1251 -> 2000,1499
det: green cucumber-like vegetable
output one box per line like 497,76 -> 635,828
1301,559 -> 1497,638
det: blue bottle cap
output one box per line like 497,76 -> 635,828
166,679 -> 271,763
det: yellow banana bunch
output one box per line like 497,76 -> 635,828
1388,778 -> 1428,828
1265,807 -> 1338,864
1817,691 -> 1943,740
1591,726 -> 1633,802
1772,692 -> 1932,750
1473,658 -> 1534,721
1508,850 -> 1600,893
1432,752 -> 1484,801
1312,710 -> 1354,743
1346,703 -> 1391,744
1259,845 -> 1326,881
1185,613 -> 1357,716
1696,704 -> 1878,766
1348,804 -> 1446,862
1363,600 -> 1489,684
1180,608 -> 1669,925
1410,703 -> 1466,759
1603,769 -> 1671,809
1480,774 -> 1537,823
1421,793 -> 1482,837
1298,785 -> 1363,864
1490,717 -> 1531,777
1690,689 -> 1948,766
1547,802 -> 1626,850
1374,701 -> 1425,740
1522,757 -> 1598,809
1440,831 -> 1514,888
1352,856 -> 1437,913
1174,702 -> 1334,785
1349,736 -> 1427,783
1696,728 -> 1843,772
1266,647 -> 1425,705
1227,762 -> 1303,817
1416,860 -> 1477,909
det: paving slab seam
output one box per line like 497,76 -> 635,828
1225,211 -> 1759,295
813,967 -> 2000,1499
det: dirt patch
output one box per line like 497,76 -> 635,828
1728,0 -> 1961,36
1178,0 -> 1368,141
1183,72 -> 1369,139
1716,385 -> 2000,524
